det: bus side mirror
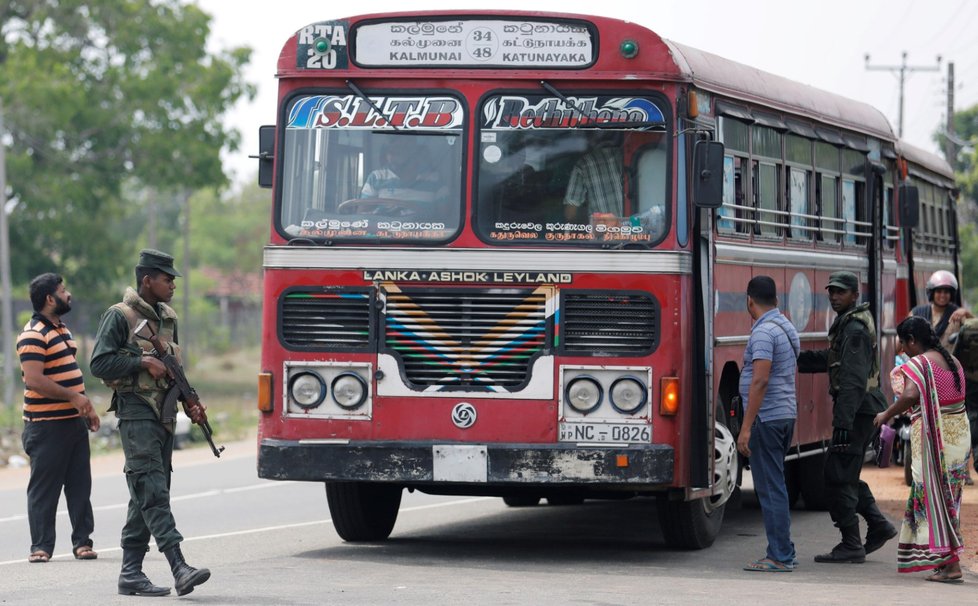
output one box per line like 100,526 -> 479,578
898,183 -> 919,228
255,125 -> 275,189
693,140 -> 724,209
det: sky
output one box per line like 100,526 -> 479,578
195,0 -> 978,188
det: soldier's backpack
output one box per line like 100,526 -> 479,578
953,317 -> 978,374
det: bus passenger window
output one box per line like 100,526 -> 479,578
842,178 -> 857,245
788,167 -> 812,240
815,142 -> 840,243
818,174 -> 840,242
755,162 -> 780,237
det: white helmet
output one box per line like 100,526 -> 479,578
926,270 -> 958,300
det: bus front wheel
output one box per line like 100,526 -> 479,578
656,496 -> 724,549
325,481 -> 402,541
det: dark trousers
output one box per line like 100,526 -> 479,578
824,412 -> 879,529
118,419 -> 183,552
21,417 -> 95,555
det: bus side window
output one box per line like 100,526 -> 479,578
788,167 -> 812,241
815,141 -> 840,243
883,185 -> 895,249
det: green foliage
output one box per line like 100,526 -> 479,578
0,0 -> 255,311
188,182 -> 269,273
959,219 -> 978,306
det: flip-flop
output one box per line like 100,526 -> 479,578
926,570 -> 963,584
73,545 -> 98,560
744,558 -> 792,572
28,550 -> 50,563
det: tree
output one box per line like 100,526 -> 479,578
0,0 -> 254,317
188,179 -> 269,274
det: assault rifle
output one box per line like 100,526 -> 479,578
133,320 -> 225,457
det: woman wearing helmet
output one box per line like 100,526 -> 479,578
911,270 -> 972,349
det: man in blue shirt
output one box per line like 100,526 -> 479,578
738,275 -> 800,572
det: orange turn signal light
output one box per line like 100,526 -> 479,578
258,372 -> 273,413
687,90 -> 699,119
660,377 -> 679,416
616,454 -> 629,468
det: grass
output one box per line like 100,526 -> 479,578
1,346 -> 262,457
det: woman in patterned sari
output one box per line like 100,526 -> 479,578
874,316 -> 970,583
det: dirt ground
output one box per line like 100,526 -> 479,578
861,463 -> 978,574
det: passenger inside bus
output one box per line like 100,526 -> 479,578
479,134 -> 545,222
562,131 -> 624,222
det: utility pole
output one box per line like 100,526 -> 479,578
945,61 -> 956,164
0,100 -> 15,411
865,51 -> 942,138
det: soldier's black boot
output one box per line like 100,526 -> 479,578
118,547 -> 171,597
862,504 -> 898,555
814,523 -> 866,563
163,544 -> 211,596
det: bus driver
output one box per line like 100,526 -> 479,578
361,139 -> 445,203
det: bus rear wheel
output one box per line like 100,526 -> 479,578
799,451 -> 829,510
325,481 -> 402,541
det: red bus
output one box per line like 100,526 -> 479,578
254,10 -> 958,548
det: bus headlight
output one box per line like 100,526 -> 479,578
565,376 -> 603,414
609,376 -> 648,414
331,372 -> 368,410
289,371 -> 327,409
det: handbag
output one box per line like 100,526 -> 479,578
873,424 -> 896,468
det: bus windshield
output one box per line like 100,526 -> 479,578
278,93 -> 464,242
475,93 -> 670,246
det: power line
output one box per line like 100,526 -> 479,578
865,51 -> 943,138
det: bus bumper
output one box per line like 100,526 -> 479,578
258,439 -> 674,485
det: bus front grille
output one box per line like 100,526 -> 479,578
560,292 -> 658,355
280,289 -> 372,349
382,286 -> 550,389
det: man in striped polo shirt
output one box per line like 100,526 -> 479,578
17,273 -> 100,564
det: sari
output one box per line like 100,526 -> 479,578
892,354 -> 971,572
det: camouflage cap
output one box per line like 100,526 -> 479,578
137,248 -> 182,278
826,271 -> 858,292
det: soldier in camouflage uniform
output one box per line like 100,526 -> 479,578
91,249 -> 210,597
798,271 -> 896,563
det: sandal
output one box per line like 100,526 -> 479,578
926,569 -> 963,584
28,550 -> 50,563
73,545 -> 98,560
743,558 -> 792,572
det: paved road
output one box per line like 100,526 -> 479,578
0,439 -> 974,605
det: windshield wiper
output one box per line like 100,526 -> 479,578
346,79 -> 399,131
540,80 -> 666,131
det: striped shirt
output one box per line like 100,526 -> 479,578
17,313 -> 85,421
563,145 -> 624,215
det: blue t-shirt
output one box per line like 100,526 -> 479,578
739,308 -> 800,422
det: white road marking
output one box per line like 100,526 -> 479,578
0,496 -> 492,566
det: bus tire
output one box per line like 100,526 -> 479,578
502,495 -> 541,507
656,496 -> 724,550
325,481 -> 402,542
799,451 -> 830,510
